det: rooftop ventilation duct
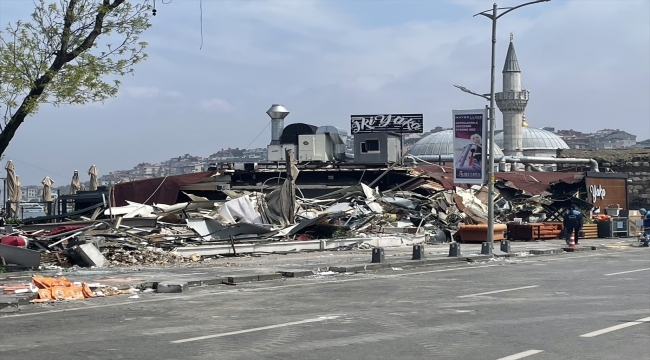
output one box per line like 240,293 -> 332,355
266,104 -> 290,145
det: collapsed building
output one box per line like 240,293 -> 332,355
1,99 -> 635,270
1,37 -> 640,271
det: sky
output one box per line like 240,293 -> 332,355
0,0 -> 648,187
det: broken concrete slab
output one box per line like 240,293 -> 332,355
76,243 -> 106,267
0,244 -> 41,267
156,283 -> 189,293
491,250 -> 511,257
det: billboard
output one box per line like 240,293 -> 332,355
350,114 -> 423,134
452,109 -> 487,185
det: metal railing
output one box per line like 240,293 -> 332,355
5,201 -> 55,221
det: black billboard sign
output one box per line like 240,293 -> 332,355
350,114 -> 424,134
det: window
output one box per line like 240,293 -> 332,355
361,139 -> 380,153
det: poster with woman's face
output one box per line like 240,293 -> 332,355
452,109 -> 487,184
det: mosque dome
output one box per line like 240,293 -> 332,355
409,130 -> 504,157
494,127 -> 569,151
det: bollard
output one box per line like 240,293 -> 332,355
371,247 -> 385,263
412,244 -> 425,260
500,240 -> 511,253
448,242 -> 461,257
481,242 -> 492,255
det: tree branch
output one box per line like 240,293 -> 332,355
0,0 -> 149,157
64,0 -> 124,62
60,0 -> 77,57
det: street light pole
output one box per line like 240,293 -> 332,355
486,3 -> 498,251
472,0 -> 550,251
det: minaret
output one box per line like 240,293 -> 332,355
495,34 -> 529,157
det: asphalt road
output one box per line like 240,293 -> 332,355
1,248 -> 649,360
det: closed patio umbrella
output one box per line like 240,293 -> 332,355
70,170 -> 81,195
4,160 -> 18,217
42,176 -> 54,215
16,175 -> 22,216
88,165 -> 98,191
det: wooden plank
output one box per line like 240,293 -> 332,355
90,207 -> 102,220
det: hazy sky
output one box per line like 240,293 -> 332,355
0,0 -> 648,186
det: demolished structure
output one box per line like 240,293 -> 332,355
1,84 -> 636,273
0,37 -> 638,271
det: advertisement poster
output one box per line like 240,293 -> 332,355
452,109 -> 487,185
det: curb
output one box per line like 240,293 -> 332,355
0,244 -> 621,310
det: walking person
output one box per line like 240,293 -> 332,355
639,208 -> 650,236
563,204 -> 583,245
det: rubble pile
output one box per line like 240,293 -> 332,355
102,246 -> 188,266
0,168 -> 594,270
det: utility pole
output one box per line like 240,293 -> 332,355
464,0 -> 550,250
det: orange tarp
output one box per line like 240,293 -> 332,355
31,276 -> 94,302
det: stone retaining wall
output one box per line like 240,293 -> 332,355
603,161 -> 650,209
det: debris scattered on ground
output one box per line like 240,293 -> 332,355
0,166 -> 606,273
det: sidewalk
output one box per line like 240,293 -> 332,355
0,237 -> 643,310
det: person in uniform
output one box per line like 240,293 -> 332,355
563,204 -> 583,245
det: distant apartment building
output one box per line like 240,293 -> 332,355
177,163 -> 204,174
555,128 -> 636,150
98,170 -> 135,185
20,185 -> 42,201
133,162 -> 162,177
160,154 -> 204,175
242,148 -> 266,160
590,130 -> 636,149
633,139 -> 650,148
430,126 -> 450,134
555,129 -> 590,149
209,148 -> 244,161
206,148 -> 266,165
12,185 -> 59,202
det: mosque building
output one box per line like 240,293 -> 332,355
409,34 -> 568,165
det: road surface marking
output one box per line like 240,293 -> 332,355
457,285 -> 539,298
580,316 -> 650,337
385,264 -> 500,277
170,316 -> 340,344
604,267 -> 650,276
541,249 -> 645,262
496,350 -> 544,359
